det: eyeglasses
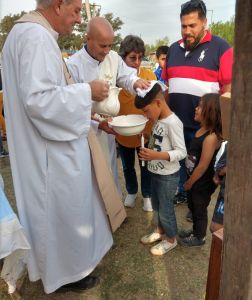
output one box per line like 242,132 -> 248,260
127,54 -> 143,62
181,0 -> 206,16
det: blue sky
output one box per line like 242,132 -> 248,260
0,0 -> 236,44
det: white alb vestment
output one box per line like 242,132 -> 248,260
2,22 -> 113,293
67,48 -> 138,194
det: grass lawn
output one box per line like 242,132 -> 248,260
0,153 -> 217,300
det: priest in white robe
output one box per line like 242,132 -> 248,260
67,17 -> 150,196
1,0 -> 116,294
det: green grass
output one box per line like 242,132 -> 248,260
0,155 -> 217,300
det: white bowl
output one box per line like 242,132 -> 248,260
109,114 -> 148,136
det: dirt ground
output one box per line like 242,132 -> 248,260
0,151 -> 218,300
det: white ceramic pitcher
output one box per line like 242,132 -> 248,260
93,86 -> 121,117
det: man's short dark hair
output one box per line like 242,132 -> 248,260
135,83 -> 162,109
180,0 -> 207,19
118,35 -> 145,59
156,45 -> 169,59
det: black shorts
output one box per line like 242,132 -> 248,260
212,187 -> 225,225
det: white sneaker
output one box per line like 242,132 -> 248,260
150,239 -> 177,256
124,193 -> 137,208
141,232 -> 162,245
142,197 -> 153,212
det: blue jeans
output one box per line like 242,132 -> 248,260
151,171 -> 179,238
178,127 -> 198,197
118,143 -> 151,198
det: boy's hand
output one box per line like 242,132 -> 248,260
218,166 -> 227,177
139,148 -> 159,160
213,173 -> 221,185
213,166 -> 227,185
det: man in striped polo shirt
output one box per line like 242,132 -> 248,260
162,0 -> 233,210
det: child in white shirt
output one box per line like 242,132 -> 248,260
135,82 -> 186,255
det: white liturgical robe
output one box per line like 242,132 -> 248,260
67,48 -> 138,194
2,22 -> 113,293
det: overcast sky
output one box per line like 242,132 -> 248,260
0,0 -> 236,44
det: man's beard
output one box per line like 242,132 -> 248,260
183,30 -> 205,51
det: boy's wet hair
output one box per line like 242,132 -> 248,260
135,83 -> 162,109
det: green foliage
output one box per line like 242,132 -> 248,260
210,16 -> 235,46
58,4 -> 124,51
103,13 -> 123,51
145,36 -> 170,56
0,12 -> 26,50
0,5 -> 123,52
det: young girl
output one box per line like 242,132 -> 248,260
179,93 -> 222,247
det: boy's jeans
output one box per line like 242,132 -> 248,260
151,171 -> 179,238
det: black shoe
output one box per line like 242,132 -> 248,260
56,275 -> 99,293
178,228 -> 193,238
186,210 -> 193,222
179,235 -> 205,247
173,193 -> 187,205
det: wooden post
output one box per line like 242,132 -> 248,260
219,0 -> 252,299
206,229 -> 223,300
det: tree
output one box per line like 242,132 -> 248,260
210,16 -> 235,46
219,1 -> 252,299
103,13 -> 123,51
145,37 -> 170,56
0,12 -> 26,51
0,5 -> 124,52
58,4 -> 124,51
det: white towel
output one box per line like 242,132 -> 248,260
136,80 -> 167,98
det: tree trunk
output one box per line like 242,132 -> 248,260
219,0 -> 252,299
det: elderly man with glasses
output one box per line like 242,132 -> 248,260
162,0 -> 233,215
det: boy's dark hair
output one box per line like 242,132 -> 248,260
135,83 -> 162,109
118,35 -> 145,59
156,45 -> 169,59
200,93 -> 222,139
180,0 -> 207,20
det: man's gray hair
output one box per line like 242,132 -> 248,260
36,0 -> 73,8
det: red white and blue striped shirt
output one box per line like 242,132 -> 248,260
162,32 -> 233,130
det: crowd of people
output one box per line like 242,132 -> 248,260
0,0 -> 231,295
